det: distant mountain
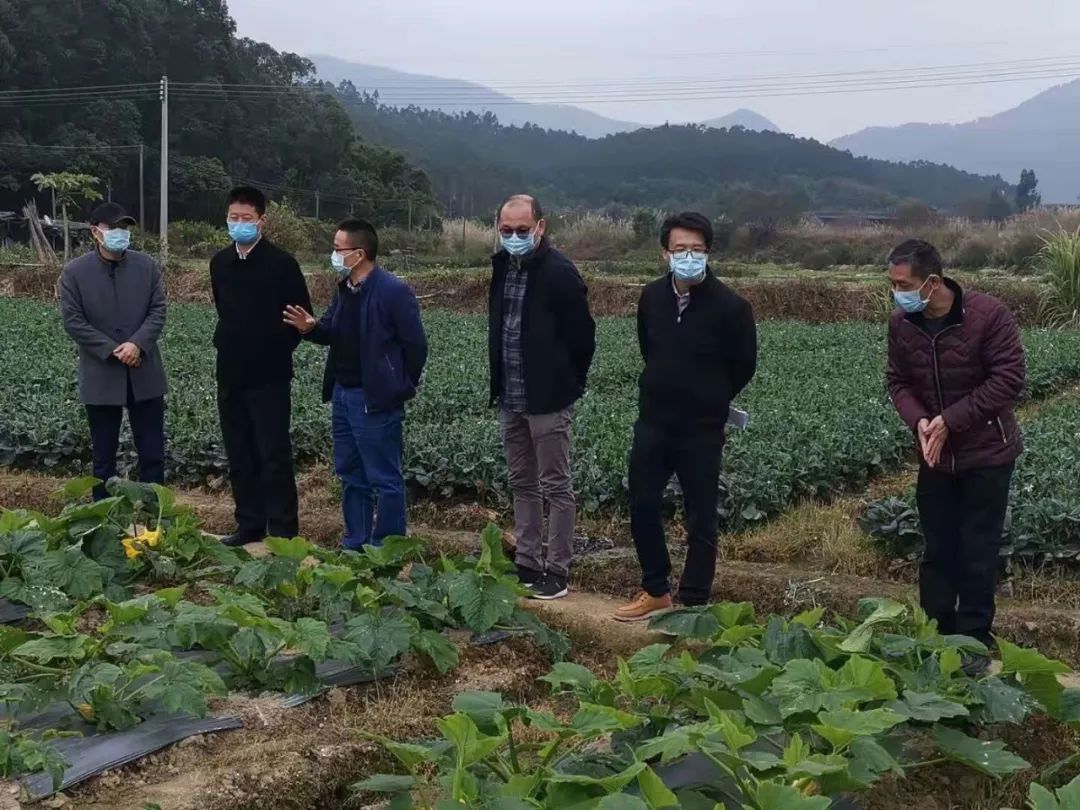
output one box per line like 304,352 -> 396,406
831,79 -> 1080,203
700,109 -> 780,132
310,55 -> 642,138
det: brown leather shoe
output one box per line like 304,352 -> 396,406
613,591 -> 674,623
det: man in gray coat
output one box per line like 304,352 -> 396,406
58,202 -> 168,500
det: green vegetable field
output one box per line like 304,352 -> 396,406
865,395 -> 1080,560
5,300 -> 1080,534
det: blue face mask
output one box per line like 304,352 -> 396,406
669,251 -> 707,282
330,249 -> 358,280
893,278 -> 931,313
228,221 -> 260,245
100,228 -> 131,253
500,230 -> 537,257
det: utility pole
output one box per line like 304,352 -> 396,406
138,144 -> 145,230
50,188 -> 56,220
407,197 -> 413,231
159,75 -> 169,265
107,182 -> 112,203
314,189 -> 321,220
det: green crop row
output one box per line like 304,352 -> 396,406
358,597 -> 1080,809
0,480 -> 565,788
3,301 -> 1080,532
864,394 -> 1080,560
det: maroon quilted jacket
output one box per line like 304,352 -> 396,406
886,278 -> 1025,473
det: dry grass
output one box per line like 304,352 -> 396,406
439,218 -> 496,258
553,213 -> 638,260
724,500 -> 885,577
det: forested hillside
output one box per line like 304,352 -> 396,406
337,88 -> 1012,218
0,0 -> 438,226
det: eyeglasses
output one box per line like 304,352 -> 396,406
499,226 -> 534,238
669,250 -> 708,259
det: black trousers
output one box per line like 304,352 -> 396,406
85,386 -> 166,502
917,462 -> 1014,647
217,381 -> 299,540
628,419 -> 724,606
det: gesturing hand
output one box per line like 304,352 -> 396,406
113,342 -> 142,368
283,305 -> 316,334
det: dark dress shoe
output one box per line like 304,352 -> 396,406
220,533 -> 264,548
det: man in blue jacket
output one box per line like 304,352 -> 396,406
283,219 -> 428,549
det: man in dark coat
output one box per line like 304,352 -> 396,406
614,211 -> 757,622
488,194 -> 596,601
885,239 -> 1025,672
210,186 -> 312,546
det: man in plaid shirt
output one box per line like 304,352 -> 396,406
488,195 -> 596,600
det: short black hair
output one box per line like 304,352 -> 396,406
498,194 -> 543,222
337,218 -> 378,261
227,185 -> 266,216
888,239 -> 942,280
660,211 -> 713,251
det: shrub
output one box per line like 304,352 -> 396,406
998,232 -> 1044,272
0,243 -> 37,264
949,237 -> 995,269
1036,226 -> 1080,328
630,208 -> 661,242
264,200 -> 309,257
802,248 -> 834,271
168,220 -> 229,258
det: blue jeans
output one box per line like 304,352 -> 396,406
331,385 -> 406,550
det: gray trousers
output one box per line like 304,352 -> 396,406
498,407 -> 575,578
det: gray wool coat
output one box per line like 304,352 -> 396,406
58,249 -> 168,406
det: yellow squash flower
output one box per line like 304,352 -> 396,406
121,527 -> 162,559
76,703 -> 95,721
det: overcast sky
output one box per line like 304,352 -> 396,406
228,0 -> 1080,141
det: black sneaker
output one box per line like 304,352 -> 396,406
515,565 -> 544,588
529,573 -> 569,601
961,652 -> 991,678
221,532 -> 265,548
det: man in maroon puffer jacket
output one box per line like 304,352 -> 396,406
885,239 -> 1025,668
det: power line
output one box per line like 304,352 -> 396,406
0,142 -> 146,152
308,54 -> 1080,92
0,82 -> 158,97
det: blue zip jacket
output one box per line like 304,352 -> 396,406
305,266 -> 428,411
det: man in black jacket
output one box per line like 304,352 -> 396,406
614,211 -> 757,622
210,186 -> 312,547
489,194 -> 596,600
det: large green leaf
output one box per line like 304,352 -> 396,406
540,662 -> 598,693
972,677 -> 1033,724
763,617 -> 818,665
839,599 -> 906,653
647,608 -> 720,639
263,536 -> 312,560
571,703 -> 644,735
753,781 -> 832,809
451,691 -> 510,735
415,629 -> 459,674
998,638 -> 1072,677
812,708 -> 905,750
885,691 -> 969,722
932,725 -> 1031,777
1028,773 -> 1080,810
637,766 -> 678,809
445,571 -> 518,633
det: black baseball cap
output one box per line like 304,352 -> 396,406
89,202 -> 136,228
